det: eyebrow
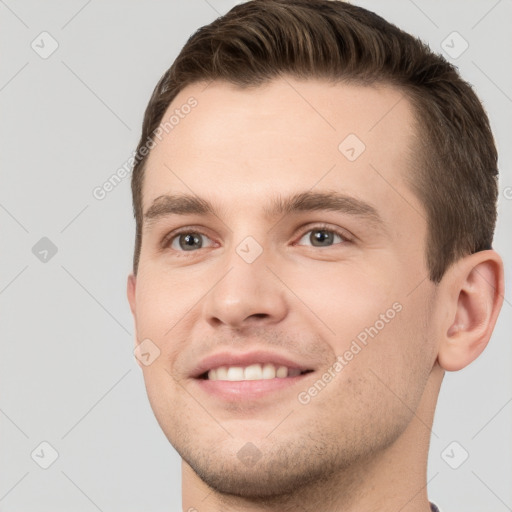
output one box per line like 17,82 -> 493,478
143,190 -> 385,231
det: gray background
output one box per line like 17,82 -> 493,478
0,1 -> 510,511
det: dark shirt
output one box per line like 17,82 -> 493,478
430,502 -> 440,512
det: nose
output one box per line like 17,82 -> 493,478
201,242 -> 289,330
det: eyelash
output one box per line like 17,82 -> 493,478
161,223 -> 353,253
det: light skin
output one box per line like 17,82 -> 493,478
127,77 -> 504,512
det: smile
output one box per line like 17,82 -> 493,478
202,363 -> 313,381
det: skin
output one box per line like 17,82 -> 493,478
127,77 -> 504,512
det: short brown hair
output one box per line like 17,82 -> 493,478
130,0 -> 498,283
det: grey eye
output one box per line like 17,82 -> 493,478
297,229 -> 344,247
170,232 -> 214,251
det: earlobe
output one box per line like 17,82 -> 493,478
437,250 -> 504,372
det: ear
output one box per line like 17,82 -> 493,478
126,273 -> 148,369
127,273 -> 144,369
437,250 -> 504,371
127,273 -> 137,317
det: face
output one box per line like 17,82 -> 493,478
127,77 -> 441,497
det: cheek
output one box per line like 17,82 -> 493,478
277,259 -> 403,340
140,366 -> 186,444
304,302 -> 432,440
303,267 -> 433,409
349,292 -> 433,415
132,273 -> 194,397
133,265 -> 196,337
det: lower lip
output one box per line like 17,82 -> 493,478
193,374 -> 312,401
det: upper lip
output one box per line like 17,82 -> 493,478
190,349 -> 315,378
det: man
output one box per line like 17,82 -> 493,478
126,1 -> 504,510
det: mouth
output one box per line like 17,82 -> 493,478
189,349 -> 318,401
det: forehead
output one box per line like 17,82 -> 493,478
141,77 -> 423,229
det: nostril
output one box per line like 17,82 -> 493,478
248,313 -> 269,320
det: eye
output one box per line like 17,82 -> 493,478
163,229 -> 215,252
162,223 -> 352,254
295,224 -> 351,248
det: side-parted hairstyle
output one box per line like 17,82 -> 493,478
130,0 -> 498,283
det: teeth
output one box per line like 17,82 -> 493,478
226,366 -> 245,381
244,364 -> 263,380
216,366 -> 228,380
207,363 -> 305,381
276,365 -> 287,378
262,363 -> 276,379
